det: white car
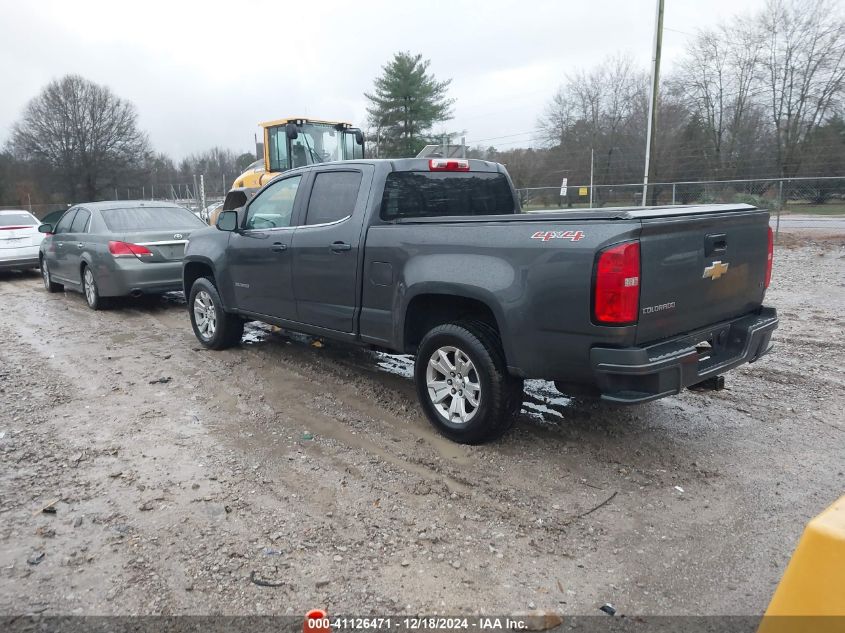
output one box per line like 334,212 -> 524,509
0,210 -> 45,271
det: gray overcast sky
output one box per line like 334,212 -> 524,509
0,0 -> 771,159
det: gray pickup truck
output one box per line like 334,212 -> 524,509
182,158 -> 777,443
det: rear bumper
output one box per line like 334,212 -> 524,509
590,306 -> 778,404
0,246 -> 40,270
97,259 -> 184,297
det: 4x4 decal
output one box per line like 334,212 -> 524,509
531,230 -> 585,242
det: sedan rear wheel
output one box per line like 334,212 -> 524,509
82,265 -> 107,310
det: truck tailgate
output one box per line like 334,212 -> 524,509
636,208 -> 770,345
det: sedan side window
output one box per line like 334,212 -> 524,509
54,210 -> 77,234
245,176 -> 302,230
70,209 -> 91,233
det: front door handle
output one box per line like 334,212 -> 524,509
271,242 -> 288,252
330,242 -> 352,252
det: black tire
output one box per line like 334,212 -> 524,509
414,322 -> 523,444
81,264 -> 108,310
188,277 -> 244,350
40,257 -> 63,293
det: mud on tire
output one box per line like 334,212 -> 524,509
188,277 -> 244,350
414,321 -> 523,444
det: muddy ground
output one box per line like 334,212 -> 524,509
0,233 -> 843,617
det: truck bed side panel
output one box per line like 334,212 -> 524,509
361,219 -> 640,382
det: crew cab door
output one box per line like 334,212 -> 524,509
225,174 -> 305,320
290,166 -> 372,333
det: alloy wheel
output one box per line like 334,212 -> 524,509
193,290 -> 217,340
83,268 -> 96,306
425,345 -> 482,424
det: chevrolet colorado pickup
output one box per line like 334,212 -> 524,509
182,158 -> 777,443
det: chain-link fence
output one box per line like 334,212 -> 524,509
517,176 -> 845,215
0,191 -> 226,222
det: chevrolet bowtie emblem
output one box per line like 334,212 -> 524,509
703,261 -> 730,280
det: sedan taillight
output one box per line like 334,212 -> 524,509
109,241 -> 153,258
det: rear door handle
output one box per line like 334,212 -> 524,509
77,243 -> 84,249
330,242 -> 352,252
271,242 -> 287,252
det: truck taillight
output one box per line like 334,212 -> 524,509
593,241 -> 640,325
109,240 -> 153,258
765,226 -> 773,289
429,158 -> 470,172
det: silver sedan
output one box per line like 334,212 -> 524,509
38,201 -> 208,309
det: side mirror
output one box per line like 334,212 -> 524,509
216,210 -> 239,232
354,129 -> 364,145
38,224 -> 53,234
285,122 -> 299,140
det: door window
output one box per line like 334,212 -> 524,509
54,210 -> 77,234
245,176 -> 302,230
304,171 -> 362,225
70,209 -> 91,233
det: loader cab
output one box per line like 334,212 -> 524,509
265,118 -> 364,172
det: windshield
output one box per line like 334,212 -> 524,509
0,211 -> 38,227
101,206 -> 206,232
267,123 -> 363,171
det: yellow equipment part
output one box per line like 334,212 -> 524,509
232,117 -> 358,190
758,495 -> 845,633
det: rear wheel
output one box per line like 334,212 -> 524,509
414,322 -> 523,444
189,277 -> 244,349
40,258 -> 63,293
82,265 -> 107,310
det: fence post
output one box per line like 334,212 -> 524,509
672,183 -> 676,205
776,179 -> 783,241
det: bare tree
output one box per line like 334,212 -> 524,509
673,19 -> 765,178
10,74 -> 149,201
759,0 -> 845,177
539,55 -> 647,191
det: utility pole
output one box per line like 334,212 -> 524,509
589,148 -> 595,209
199,174 -> 206,213
641,0 -> 665,206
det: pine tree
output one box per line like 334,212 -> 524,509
365,52 -> 454,158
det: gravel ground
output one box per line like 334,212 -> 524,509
0,234 -> 843,617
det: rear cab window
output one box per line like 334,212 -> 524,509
0,212 -> 39,228
101,206 -> 206,232
305,171 -> 363,225
380,171 -> 516,220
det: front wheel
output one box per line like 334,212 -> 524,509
188,277 -> 244,349
414,322 -> 523,444
40,258 -> 63,293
